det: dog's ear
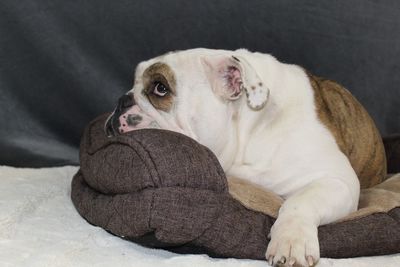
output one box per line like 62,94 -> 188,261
201,54 -> 269,110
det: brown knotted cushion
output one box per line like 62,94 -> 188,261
71,114 -> 400,259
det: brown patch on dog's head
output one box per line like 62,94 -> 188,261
142,62 -> 176,112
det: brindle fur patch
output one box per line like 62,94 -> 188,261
142,62 -> 176,112
308,72 -> 387,188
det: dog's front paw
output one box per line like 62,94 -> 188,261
266,217 -> 319,267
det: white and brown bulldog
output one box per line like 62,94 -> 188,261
105,48 -> 386,267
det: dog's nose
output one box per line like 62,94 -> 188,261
105,93 -> 135,137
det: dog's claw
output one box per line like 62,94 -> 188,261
288,257 -> 296,266
307,255 -> 315,266
268,256 -> 273,266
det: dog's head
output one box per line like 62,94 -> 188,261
105,48 -> 270,150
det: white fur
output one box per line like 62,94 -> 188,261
129,48 -> 360,266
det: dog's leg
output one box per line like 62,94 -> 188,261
266,177 -> 359,267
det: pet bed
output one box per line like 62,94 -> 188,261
71,114 -> 400,260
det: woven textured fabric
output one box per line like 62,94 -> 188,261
71,114 -> 400,259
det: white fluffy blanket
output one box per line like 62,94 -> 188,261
0,166 -> 399,267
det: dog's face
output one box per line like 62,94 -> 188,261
105,48 -> 270,152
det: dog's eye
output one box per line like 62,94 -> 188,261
152,82 -> 169,97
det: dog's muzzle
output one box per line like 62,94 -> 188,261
105,93 -> 158,137
105,93 -> 135,137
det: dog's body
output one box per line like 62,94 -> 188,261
105,48 -> 386,266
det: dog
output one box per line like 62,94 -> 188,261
105,48 -> 386,267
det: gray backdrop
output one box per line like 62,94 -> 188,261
1,0 -> 399,167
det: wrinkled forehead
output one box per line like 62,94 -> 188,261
135,49 -> 203,78
134,48 -> 230,79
